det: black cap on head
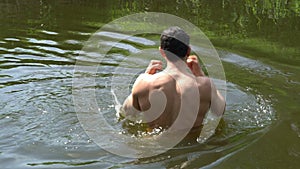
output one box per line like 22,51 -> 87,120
160,26 -> 190,59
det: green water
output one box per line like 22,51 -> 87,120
0,0 -> 299,168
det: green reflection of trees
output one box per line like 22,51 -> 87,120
1,0 -> 298,65
116,0 -> 299,45
116,0 -> 299,65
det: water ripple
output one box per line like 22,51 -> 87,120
219,50 -> 283,77
26,38 -> 58,46
32,46 -> 68,55
95,31 -> 156,46
40,30 -> 58,35
4,37 -> 20,42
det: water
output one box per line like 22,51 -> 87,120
0,0 -> 299,168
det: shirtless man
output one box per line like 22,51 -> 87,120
121,26 -> 225,134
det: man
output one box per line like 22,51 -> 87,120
121,26 -> 225,135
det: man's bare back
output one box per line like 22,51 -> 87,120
121,27 -> 225,134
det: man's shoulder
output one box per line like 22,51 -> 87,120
134,72 -> 174,90
195,76 -> 212,90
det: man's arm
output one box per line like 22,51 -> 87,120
121,60 -> 163,117
122,91 -> 141,116
210,82 -> 226,116
121,72 -> 146,117
187,55 -> 205,76
187,55 -> 225,116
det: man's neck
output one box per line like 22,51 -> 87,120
164,58 -> 192,76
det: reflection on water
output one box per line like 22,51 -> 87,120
0,27 -> 275,167
0,0 -> 299,168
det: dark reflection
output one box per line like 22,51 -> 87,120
1,0 -> 298,65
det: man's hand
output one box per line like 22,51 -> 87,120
145,60 -> 163,75
186,55 -> 205,77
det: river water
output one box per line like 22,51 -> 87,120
0,0 -> 299,168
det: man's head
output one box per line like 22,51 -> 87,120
160,26 -> 190,60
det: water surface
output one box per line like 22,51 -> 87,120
0,0 -> 299,168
